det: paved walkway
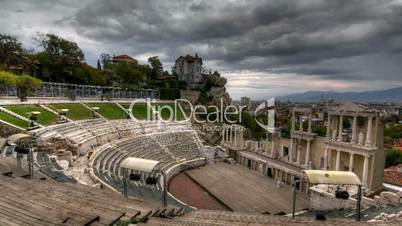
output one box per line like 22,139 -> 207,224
186,162 -> 310,214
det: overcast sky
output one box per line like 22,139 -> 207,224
1,0 -> 402,100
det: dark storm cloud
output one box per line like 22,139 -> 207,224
69,0 -> 402,80
1,0 -> 402,98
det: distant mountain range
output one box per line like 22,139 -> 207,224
275,87 -> 402,103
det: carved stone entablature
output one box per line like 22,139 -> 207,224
329,102 -> 379,117
291,129 -> 316,141
325,139 -> 378,155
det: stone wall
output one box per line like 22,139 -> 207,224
0,122 -> 25,137
180,90 -> 201,104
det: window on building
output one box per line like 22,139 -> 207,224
320,157 -> 324,169
282,146 -> 289,157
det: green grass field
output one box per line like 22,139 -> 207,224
120,103 -> 189,120
0,111 -> 30,128
5,105 -> 59,126
47,103 -> 93,120
87,103 -> 128,120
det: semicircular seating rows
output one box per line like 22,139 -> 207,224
30,119 -> 192,154
90,130 -> 206,199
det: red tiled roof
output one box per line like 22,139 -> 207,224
384,164 -> 402,186
112,54 -> 137,62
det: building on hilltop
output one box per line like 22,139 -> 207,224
175,54 -> 203,86
112,54 -> 137,64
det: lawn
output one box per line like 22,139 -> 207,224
87,103 -> 128,120
0,111 -> 29,129
120,103 -> 189,121
47,103 -> 93,120
120,103 -> 148,120
5,105 -> 59,126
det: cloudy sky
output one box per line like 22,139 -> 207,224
1,0 -> 402,100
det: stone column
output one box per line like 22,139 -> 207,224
305,139 -> 311,166
232,126 -> 235,145
337,115 -> 343,142
271,133 -> 275,157
326,114 -> 331,139
308,112 -> 312,133
362,155 -> 369,187
324,148 -> 328,170
225,126 -> 229,143
296,139 -> 301,164
291,111 -> 295,130
221,126 -> 225,144
289,138 -> 293,162
335,150 -> 341,171
234,127 -> 238,147
349,153 -> 354,172
299,117 -> 303,131
239,128 -> 244,147
365,116 -> 373,147
351,115 -> 357,144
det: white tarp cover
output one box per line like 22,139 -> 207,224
303,170 -> 361,185
120,157 -> 159,173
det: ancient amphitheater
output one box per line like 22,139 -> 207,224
0,99 -> 401,226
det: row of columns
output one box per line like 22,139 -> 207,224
291,111 -> 313,133
324,148 -> 370,187
288,137 -> 312,167
222,125 -> 245,148
327,114 -> 375,147
237,154 -> 309,193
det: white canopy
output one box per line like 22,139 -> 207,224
120,157 -> 159,173
303,170 -> 361,185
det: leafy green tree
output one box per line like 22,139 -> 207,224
0,70 -> 18,88
148,56 -> 163,79
0,34 -> 25,68
113,62 -> 146,88
1,70 -> 42,102
72,64 -> 108,86
35,33 -> 84,82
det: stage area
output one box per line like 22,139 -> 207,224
185,162 -> 309,214
169,172 -> 230,211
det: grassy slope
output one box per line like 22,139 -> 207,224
87,103 -> 128,120
120,103 -> 148,120
47,103 -> 92,120
0,111 -> 29,128
5,105 -> 59,126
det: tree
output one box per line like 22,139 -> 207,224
148,56 -> 163,79
0,70 -> 18,88
0,70 -> 42,101
99,53 -> 112,70
72,64 -> 108,86
113,62 -> 146,89
37,33 -> 84,63
35,33 -> 85,82
97,59 -> 101,70
0,34 -> 25,68
16,74 -> 42,101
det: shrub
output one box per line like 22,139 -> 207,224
385,149 -> 402,168
159,88 -> 180,100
